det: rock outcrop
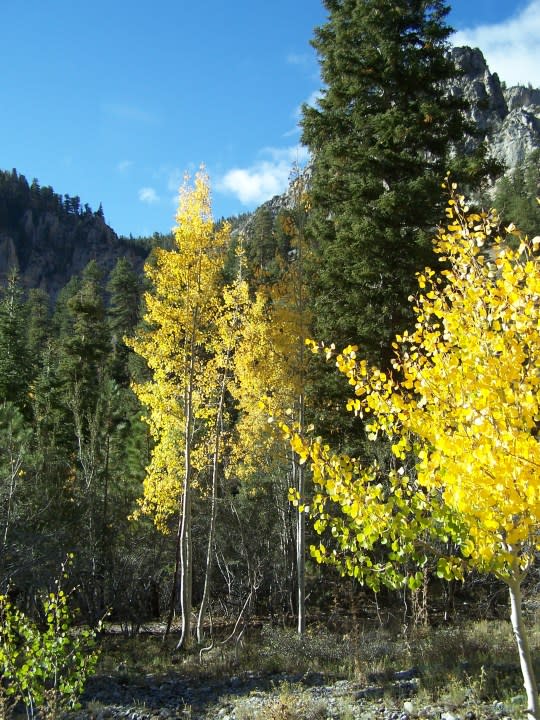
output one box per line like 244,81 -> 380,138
0,171 -> 148,299
449,46 -> 540,168
7,209 -> 147,299
242,47 -> 540,239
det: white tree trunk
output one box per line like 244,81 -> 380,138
296,389 -> 306,634
296,458 -> 306,634
197,355 -> 229,642
507,569 -> 539,720
177,478 -> 192,649
176,332 -> 197,651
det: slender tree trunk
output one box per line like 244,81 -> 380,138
196,447 -> 217,643
296,468 -> 305,633
296,392 -> 306,634
507,568 -> 539,720
99,433 -> 110,614
180,487 -> 192,648
165,505 -> 183,640
197,354 -> 229,642
175,326 -> 198,651
294,172 -> 307,634
176,378 -> 194,648
173,436 -> 192,650
2,415 -> 23,551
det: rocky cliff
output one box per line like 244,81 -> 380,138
0,209 -> 147,299
0,171 -> 148,299
449,46 -> 540,169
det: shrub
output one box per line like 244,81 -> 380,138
0,567 -> 100,719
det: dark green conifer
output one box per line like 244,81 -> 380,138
106,257 -> 143,385
57,260 -> 110,412
302,0 -> 496,366
0,271 -> 31,412
494,149 -> 540,238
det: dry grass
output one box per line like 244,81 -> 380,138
94,613 -> 540,710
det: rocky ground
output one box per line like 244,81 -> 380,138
71,668 -> 526,720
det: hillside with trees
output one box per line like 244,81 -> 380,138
0,169 -> 149,300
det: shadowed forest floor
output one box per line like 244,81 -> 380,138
66,612 -> 540,720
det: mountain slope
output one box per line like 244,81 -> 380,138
0,170 -> 148,299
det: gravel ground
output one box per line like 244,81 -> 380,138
67,668 -> 527,720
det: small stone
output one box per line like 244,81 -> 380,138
441,713 -> 458,720
395,668 -> 420,681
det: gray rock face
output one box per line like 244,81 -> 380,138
449,46 -> 508,129
450,46 -> 540,169
492,107 -> 540,168
0,207 -> 147,299
505,85 -> 540,112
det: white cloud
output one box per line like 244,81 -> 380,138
117,160 -> 133,173
103,103 -> 158,124
217,146 -> 310,206
305,89 -> 323,108
138,187 -> 160,204
166,168 -> 184,194
292,89 -> 324,127
452,0 -> 540,87
287,52 -> 311,67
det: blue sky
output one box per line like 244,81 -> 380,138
1,1 -> 539,238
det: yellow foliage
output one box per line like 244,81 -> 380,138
127,169 -> 235,531
286,179 -> 540,585
229,195 -> 312,486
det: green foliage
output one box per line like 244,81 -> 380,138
25,289 -> 52,375
0,272 -> 31,413
302,0 -> 497,370
106,257 -> 144,385
0,401 -> 33,563
0,562 -> 100,719
494,149 -> 540,238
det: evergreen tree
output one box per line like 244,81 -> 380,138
0,272 -> 31,413
494,149 -> 540,238
54,262 -> 114,617
25,289 -> 51,379
106,257 -> 143,385
57,261 -> 110,418
247,206 -> 275,272
302,0 -> 496,367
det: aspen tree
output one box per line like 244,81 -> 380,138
196,262 -> 251,643
232,174 -> 312,630
277,172 -> 312,633
128,169 -> 229,648
285,185 -> 540,719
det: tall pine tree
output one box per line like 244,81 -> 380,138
0,271 -> 31,414
302,0 -> 495,366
